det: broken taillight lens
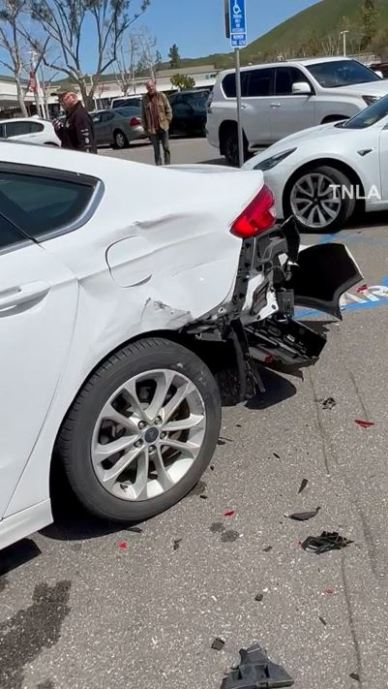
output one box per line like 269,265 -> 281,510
231,185 -> 276,239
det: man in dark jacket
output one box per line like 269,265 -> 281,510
53,92 -> 97,153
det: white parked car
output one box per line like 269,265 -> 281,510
0,142 -> 361,550
243,94 -> 388,232
207,57 -> 388,165
0,117 -> 60,146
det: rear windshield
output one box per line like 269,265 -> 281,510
307,59 -> 380,88
112,97 -> 142,109
339,94 -> 388,129
115,106 -> 141,117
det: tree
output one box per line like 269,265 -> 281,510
0,0 -> 48,115
370,27 -> 388,59
170,73 -> 195,90
135,27 -> 160,79
168,43 -> 180,69
360,0 -> 379,50
30,0 -> 150,109
114,31 -> 141,95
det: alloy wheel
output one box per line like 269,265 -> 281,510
91,369 -> 206,501
290,172 -> 343,229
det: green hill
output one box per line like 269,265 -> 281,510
180,0 -> 388,69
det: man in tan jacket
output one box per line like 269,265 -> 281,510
141,80 -> 173,165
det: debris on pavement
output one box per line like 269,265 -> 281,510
117,540 -> 128,550
210,465 -> 215,471
212,637 -> 225,651
322,397 -> 336,410
223,509 -> 236,518
318,616 -> 327,626
263,545 -> 273,552
210,522 -> 225,533
323,587 -> 335,595
273,452 -> 280,459
173,538 -> 182,551
221,530 -> 240,543
356,284 -> 368,293
200,494 -> 208,500
298,478 -> 308,494
286,507 -> 321,522
221,643 -> 294,688
302,532 -> 353,554
355,419 -> 375,429
126,526 -> 143,533
255,593 -> 264,602
350,672 -> 360,682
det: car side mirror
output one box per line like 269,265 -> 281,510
374,70 -> 384,79
292,81 -> 312,95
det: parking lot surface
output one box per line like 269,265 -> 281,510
2,138 -> 388,689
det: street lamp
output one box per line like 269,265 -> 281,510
340,30 -> 349,57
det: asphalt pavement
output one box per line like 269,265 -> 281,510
1,138 -> 388,689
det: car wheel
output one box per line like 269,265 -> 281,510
285,165 -> 356,232
114,130 -> 128,149
57,338 -> 221,522
223,128 -> 248,167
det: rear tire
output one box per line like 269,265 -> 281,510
222,126 -> 248,166
57,338 -> 221,522
284,164 -> 356,232
113,129 -> 128,149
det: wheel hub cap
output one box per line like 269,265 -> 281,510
91,369 -> 206,502
144,426 -> 159,444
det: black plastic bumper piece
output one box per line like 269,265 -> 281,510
221,644 -> 294,689
246,316 -> 327,367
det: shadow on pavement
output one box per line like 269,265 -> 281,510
245,367 -> 297,411
0,539 -> 41,577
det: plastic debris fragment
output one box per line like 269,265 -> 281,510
224,509 -> 236,518
221,643 -> 294,688
298,478 -> 308,494
322,397 -> 336,410
287,507 -> 320,522
117,541 -> 128,550
350,672 -> 360,682
355,419 -> 375,428
173,538 -> 182,551
212,637 -> 225,651
303,532 -> 353,554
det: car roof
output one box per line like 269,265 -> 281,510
0,117 -> 46,124
218,56 -> 357,77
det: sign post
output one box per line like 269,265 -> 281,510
226,0 -> 247,167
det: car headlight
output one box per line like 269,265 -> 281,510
363,95 -> 380,106
254,148 -> 297,171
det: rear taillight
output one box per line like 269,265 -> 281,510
231,185 -> 276,239
129,116 -> 141,127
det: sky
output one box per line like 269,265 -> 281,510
140,0 -> 320,60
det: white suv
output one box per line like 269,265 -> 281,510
207,57 -> 388,165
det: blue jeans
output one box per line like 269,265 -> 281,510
149,129 -> 171,166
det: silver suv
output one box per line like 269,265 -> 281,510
207,57 -> 388,165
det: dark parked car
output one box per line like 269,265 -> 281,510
169,90 -> 210,136
91,107 -> 145,149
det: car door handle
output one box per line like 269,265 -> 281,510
0,281 -> 50,312
270,103 -> 281,109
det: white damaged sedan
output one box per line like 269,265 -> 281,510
0,142 -> 361,549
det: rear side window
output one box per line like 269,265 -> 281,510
246,68 -> 275,97
0,171 -> 97,239
29,121 -> 44,133
5,121 -> 31,137
222,72 -> 249,98
222,69 -> 275,98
